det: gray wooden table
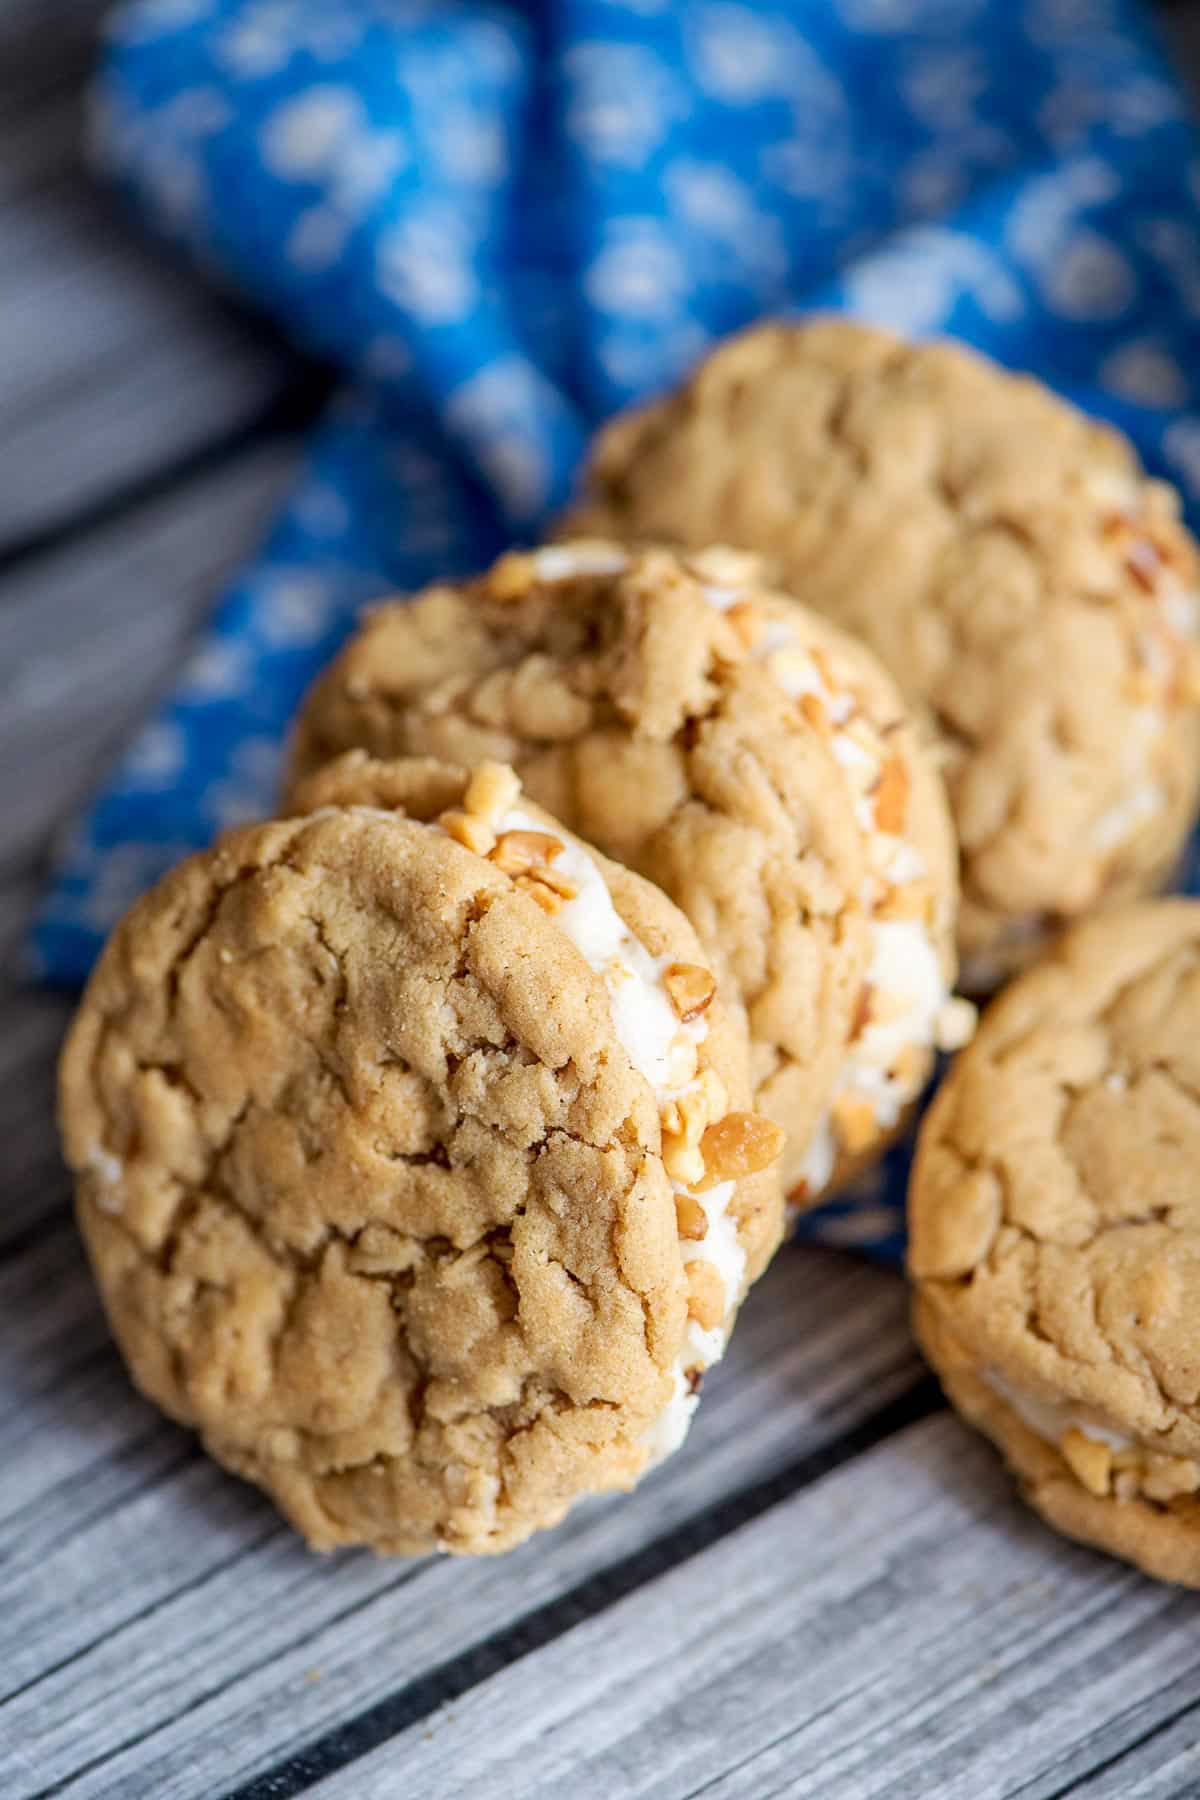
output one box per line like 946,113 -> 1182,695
6,6 -> 1200,1796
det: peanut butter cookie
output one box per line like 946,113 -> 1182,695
59,765 -> 783,1555
287,546 -> 965,1205
563,320 -> 1200,987
911,900 -> 1200,1585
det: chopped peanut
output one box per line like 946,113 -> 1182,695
935,996 -> 977,1053
1141,1456 -> 1200,1503
662,1135 -> 706,1188
1123,669 -> 1158,706
664,1070 -> 729,1168
867,988 -> 918,1025
809,644 -> 839,695
686,547 -> 762,586
710,615 -> 750,665
697,1067 -> 729,1116
439,809 -> 496,856
674,1193 -> 708,1242
664,962 -> 716,1023
727,599 -> 766,649
530,863 -> 579,900
798,691 -> 830,735
890,1042 -> 925,1089
876,880 -> 934,922
487,551 -> 537,599
850,984 -> 874,1040
516,876 -> 564,914
686,1261 -> 726,1332
1175,648 -> 1200,705
830,1094 -> 877,1156
490,829 -> 565,876
873,755 -> 910,835
504,828 -> 563,863
1060,1428 -> 1113,1498
465,760 -> 521,822
697,1111 -> 786,1185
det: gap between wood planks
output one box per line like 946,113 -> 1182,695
0,1237 -> 929,1799
218,1383 -> 942,1800
0,381 -> 327,587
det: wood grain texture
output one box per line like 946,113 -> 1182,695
0,444 -> 296,877
0,1212 -> 922,1800
0,31 -> 306,551
329,1416 -> 1196,1800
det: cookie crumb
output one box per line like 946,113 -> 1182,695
686,1261 -> 726,1331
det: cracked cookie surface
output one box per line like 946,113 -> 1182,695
562,319 -> 1200,985
911,900 -> 1200,1585
60,788 -> 781,1555
287,545 -> 961,1202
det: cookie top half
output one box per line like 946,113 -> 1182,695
911,901 -> 1200,1583
287,545 -> 964,1202
562,319 -> 1200,985
60,769 -> 782,1556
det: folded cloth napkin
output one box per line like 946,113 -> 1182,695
33,0 -> 1200,1261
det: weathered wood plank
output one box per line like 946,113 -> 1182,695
0,1 -> 102,112
0,67 -> 305,549
0,442 -> 297,877
326,1415 -> 1199,1800
0,993 -> 72,1256
1067,1695 -> 1200,1799
0,1240 -> 922,1800
1160,5 -> 1200,109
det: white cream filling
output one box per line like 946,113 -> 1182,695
532,544 -> 629,581
1093,781 -> 1165,854
1164,589 -> 1199,638
85,1146 -> 125,1216
1083,484 -> 1198,857
87,1146 -> 123,1184
982,1369 -> 1134,1454
695,578 -> 956,1197
499,806 -> 744,1461
1093,705 -> 1167,854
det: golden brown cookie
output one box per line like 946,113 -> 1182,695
562,319 -> 1200,987
59,765 -> 784,1556
287,545 -> 966,1204
910,900 -> 1200,1586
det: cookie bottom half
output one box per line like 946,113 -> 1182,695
915,1295 -> 1200,1588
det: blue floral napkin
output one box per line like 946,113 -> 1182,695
34,0 -> 1200,1260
